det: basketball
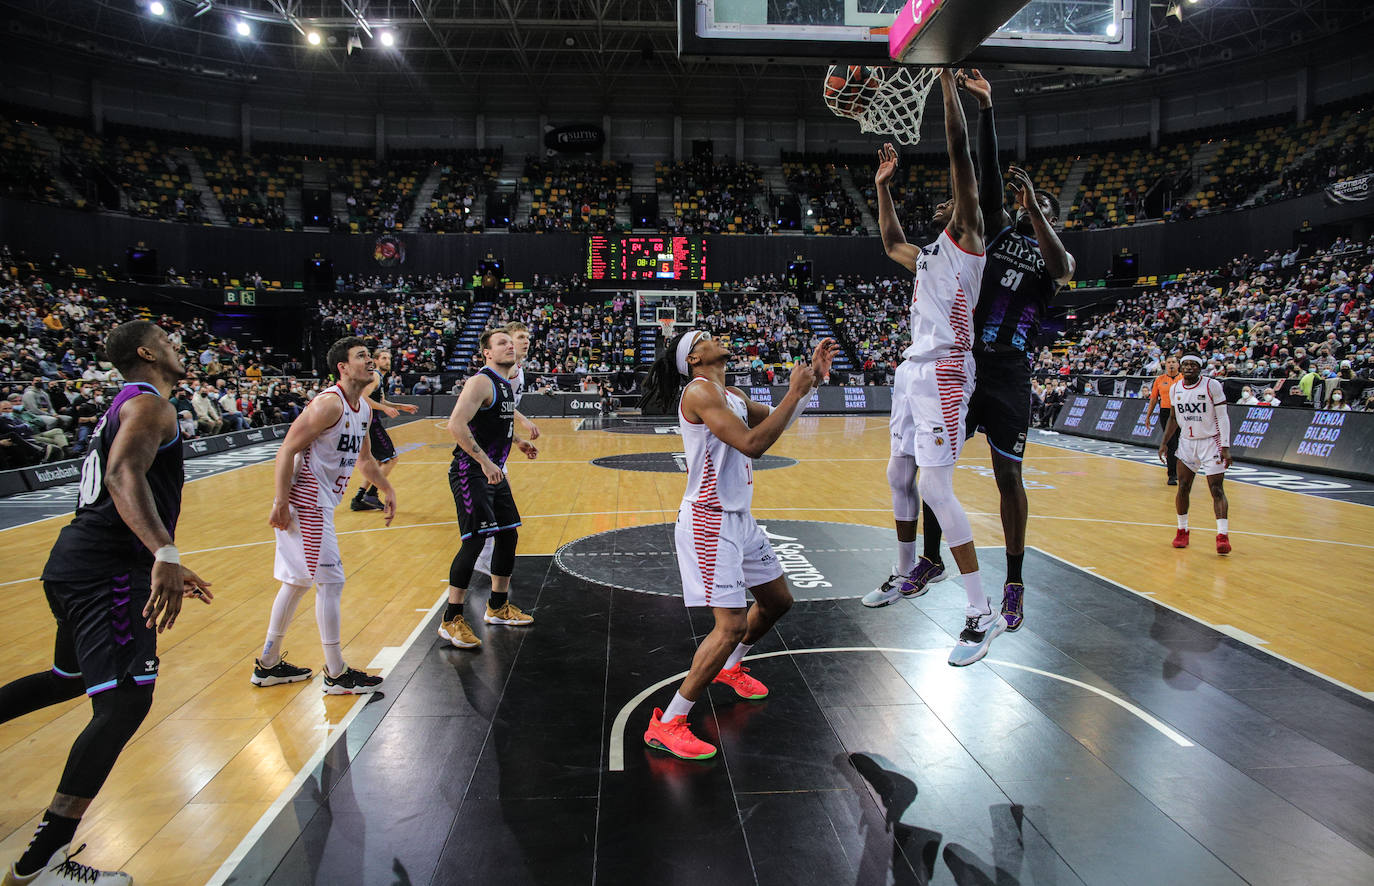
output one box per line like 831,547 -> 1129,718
824,65 -> 882,119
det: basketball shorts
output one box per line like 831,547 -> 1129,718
449,466 -> 521,540
674,504 -> 783,609
369,418 -> 397,463
274,505 -> 344,586
1177,435 -> 1227,477
44,570 -> 159,696
966,351 -> 1032,461
889,359 -> 917,458
896,354 -> 976,467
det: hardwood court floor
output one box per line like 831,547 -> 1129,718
0,415 -> 1370,884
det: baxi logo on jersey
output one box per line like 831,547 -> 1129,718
336,434 -> 363,454
1174,400 -> 1210,416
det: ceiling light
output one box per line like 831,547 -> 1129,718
380,31 -> 395,47
149,1 -> 166,15
235,20 -> 251,37
307,31 -> 322,45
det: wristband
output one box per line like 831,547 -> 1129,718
154,545 -> 180,564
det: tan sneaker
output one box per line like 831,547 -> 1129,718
484,602 -> 534,626
438,616 -> 481,648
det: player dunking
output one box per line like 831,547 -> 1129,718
475,321 -> 540,577
251,337 -> 396,694
0,321 -> 212,886
636,328 -> 837,760
1160,354 -> 1232,554
438,329 -> 537,650
351,348 -> 418,512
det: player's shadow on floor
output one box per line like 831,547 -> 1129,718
1150,607 -> 1220,687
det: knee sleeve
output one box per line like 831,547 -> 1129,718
315,582 -> 345,646
56,682 -> 154,799
449,536 -> 486,590
489,528 -> 518,577
917,463 -> 973,547
0,670 -> 86,723
886,453 -> 919,522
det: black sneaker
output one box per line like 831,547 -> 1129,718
349,490 -> 380,511
322,666 -> 383,695
250,654 -> 313,687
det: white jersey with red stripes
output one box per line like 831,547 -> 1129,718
510,365 -> 525,406
902,228 -> 987,362
1169,376 -> 1227,440
678,378 -> 754,513
288,385 -> 372,510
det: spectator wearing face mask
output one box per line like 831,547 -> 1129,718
0,397 -> 62,466
1259,387 -> 1282,406
1327,388 -> 1351,411
217,385 -> 249,431
1236,385 -> 1259,405
192,384 -> 224,435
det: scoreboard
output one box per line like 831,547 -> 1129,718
586,235 -> 706,281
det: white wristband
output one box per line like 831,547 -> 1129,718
154,545 -> 180,564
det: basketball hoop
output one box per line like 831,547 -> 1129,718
822,64 -> 940,147
658,317 -> 676,342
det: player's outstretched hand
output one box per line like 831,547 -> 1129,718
875,143 -> 899,187
1007,165 -> 1037,214
811,338 -> 841,383
268,500 -> 292,530
958,69 -> 991,108
789,362 -> 817,396
395,402 -> 419,414
1157,442 -> 1169,464
380,404 -> 400,418
182,567 -> 213,604
1220,446 -> 1232,469
517,440 -> 538,460
147,562 -> 185,633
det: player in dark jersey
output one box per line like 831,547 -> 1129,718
352,348 -> 418,511
0,321 -> 212,886
437,329 -> 538,649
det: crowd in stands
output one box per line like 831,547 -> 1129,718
419,151 -> 503,234
327,158 -> 423,234
509,158 -> 629,234
317,293 -> 467,376
193,146 -> 300,230
780,155 -> 868,235
483,291 -> 639,378
658,158 -> 768,235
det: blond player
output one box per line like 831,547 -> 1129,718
250,337 -> 397,694
475,321 -> 540,577
1160,354 -> 1232,554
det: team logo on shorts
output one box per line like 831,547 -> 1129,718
1014,433 -> 1026,455
932,425 -> 946,446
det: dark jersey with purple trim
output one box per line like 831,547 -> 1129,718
973,225 -> 1059,364
43,382 -> 184,581
451,367 -> 514,471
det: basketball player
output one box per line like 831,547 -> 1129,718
1144,355 -> 1183,485
0,321 -> 212,886
864,70 -> 1005,666
251,337 -> 395,694
635,328 -> 837,759
351,348 -> 418,511
1159,354 -> 1232,554
906,68 -> 1073,634
474,321 -> 540,577
438,329 -> 538,650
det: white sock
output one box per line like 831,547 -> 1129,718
261,582 -> 311,667
322,643 -> 345,678
662,691 -> 694,722
260,633 -> 286,667
962,570 -> 988,615
1217,519 -> 1228,534
724,642 -> 753,670
897,540 -> 916,575
1177,514 -> 1188,530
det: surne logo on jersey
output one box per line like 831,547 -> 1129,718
336,434 -> 364,454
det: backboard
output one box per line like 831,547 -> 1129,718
679,0 -> 1150,71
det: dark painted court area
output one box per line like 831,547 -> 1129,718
227,549 -> 1374,886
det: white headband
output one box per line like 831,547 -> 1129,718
675,330 -> 706,377
1180,354 -> 1203,365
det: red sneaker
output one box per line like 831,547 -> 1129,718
713,664 -> 769,699
644,708 -> 717,760
1172,529 -> 1190,548
1216,533 -> 1231,555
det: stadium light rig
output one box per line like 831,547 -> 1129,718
149,1 -> 166,16
234,19 -> 251,37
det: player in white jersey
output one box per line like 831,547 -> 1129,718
635,328 -> 837,760
351,348 -> 418,512
475,321 -> 540,577
1160,354 -> 1233,554
864,71 -> 1005,666
250,337 -> 398,694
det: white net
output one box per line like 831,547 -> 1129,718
823,65 -> 941,147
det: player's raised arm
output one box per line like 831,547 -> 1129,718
941,69 -> 983,254
687,363 -> 816,459
958,68 -> 1008,234
875,142 -> 920,272
1007,166 -> 1075,284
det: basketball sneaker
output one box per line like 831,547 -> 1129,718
861,557 -> 946,607
861,571 -> 904,608
644,708 -> 716,760
322,666 -> 383,695
2,844 -> 131,885
1172,528 -> 1190,548
250,653 -> 313,687
438,616 -> 481,649
1216,533 -> 1231,555
349,489 -> 380,511
712,664 -> 768,699
484,602 -> 534,626
1000,582 -> 1025,632
947,608 -> 1007,667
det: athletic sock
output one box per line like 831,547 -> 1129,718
365,485 -> 378,497
662,691 -> 693,722
961,570 -> 988,615
723,642 -> 753,670
488,591 -> 509,611
897,541 -> 916,575
260,634 -> 286,668
1217,519 -> 1228,534
1006,552 -> 1024,584
443,602 -> 463,622
1177,514 -> 1189,530
15,811 -> 80,877
322,643 -> 345,678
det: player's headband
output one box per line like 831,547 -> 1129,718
675,330 -> 706,378
1180,354 -> 1203,365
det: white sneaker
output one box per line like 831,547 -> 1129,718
947,608 -> 1007,667
861,570 -> 905,608
5,844 -> 132,885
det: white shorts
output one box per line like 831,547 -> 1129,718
898,355 -> 975,467
1177,435 -> 1227,477
674,505 -> 783,609
889,359 -> 917,458
274,505 -> 344,586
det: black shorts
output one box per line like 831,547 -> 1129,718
449,466 -> 521,540
966,352 -> 1033,461
43,570 -> 159,696
369,418 -> 397,463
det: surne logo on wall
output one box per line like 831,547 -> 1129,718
544,125 -> 606,154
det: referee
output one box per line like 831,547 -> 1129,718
1144,355 -> 1183,485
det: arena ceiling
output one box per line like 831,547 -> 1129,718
2,0 -> 1372,104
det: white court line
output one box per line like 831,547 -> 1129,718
202,588 -> 448,886
608,646 -> 1194,772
